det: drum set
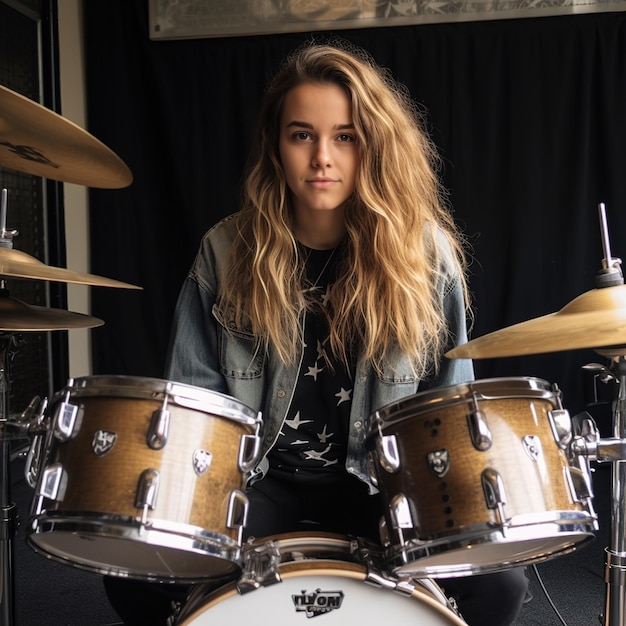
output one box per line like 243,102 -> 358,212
0,82 -> 623,626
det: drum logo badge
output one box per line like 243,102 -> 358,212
427,449 -> 450,477
92,430 -> 117,456
522,435 -> 542,461
192,449 -> 212,476
292,588 -> 344,617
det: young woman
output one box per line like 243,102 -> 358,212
105,41 -> 528,625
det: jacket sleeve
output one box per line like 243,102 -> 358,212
429,272 -> 475,389
164,275 -> 229,394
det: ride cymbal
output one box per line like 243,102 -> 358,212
0,83 -> 132,188
0,295 -> 103,331
446,284 -> 626,359
0,247 -> 141,289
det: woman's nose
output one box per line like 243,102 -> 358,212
312,140 -> 332,168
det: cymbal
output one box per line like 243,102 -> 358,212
0,295 -> 103,331
0,83 -> 132,188
446,284 -> 626,359
0,247 -> 141,289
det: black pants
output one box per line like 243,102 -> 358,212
104,470 -> 528,625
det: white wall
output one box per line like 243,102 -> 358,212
57,0 -> 91,378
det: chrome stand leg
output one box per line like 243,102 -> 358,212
0,438 -> 16,626
605,550 -> 626,624
604,359 -> 626,626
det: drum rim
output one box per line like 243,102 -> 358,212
27,513 -> 243,582
175,554 -> 467,626
367,376 -> 558,433
55,375 -> 260,426
386,526 -> 596,578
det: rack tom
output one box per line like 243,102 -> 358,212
27,375 -> 262,582
366,377 -> 597,578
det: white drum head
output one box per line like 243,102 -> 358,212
178,562 -> 466,625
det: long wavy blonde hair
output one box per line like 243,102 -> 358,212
221,41 -> 471,377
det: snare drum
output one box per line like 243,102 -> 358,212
27,375 -> 262,582
367,377 -> 597,578
174,532 -> 467,625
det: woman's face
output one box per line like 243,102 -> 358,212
279,82 -> 359,224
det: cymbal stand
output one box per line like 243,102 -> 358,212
0,190 -> 40,626
0,331 -> 22,626
0,192 -> 17,626
571,203 -> 626,625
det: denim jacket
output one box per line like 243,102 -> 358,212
165,213 -> 474,491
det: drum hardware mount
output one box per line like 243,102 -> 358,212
236,538 -> 283,592
235,534 -> 420,599
570,357 -> 626,626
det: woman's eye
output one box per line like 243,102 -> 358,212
294,131 -> 311,141
337,134 -> 355,143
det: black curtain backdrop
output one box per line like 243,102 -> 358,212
82,1 -> 626,429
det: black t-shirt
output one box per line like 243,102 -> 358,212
268,244 -> 354,478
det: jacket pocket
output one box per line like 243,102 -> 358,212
212,303 -> 265,379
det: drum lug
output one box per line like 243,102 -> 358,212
378,516 -> 390,546
481,468 -> 507,522
53,392 -> 79,442
548,408 -> 573,449
238,434 -> 261,473
24,433 -> 46,488
467,407 -> 493,451
135,468 -> 160,514
565,465 -> 595,506
226,489 -> 248,539
36,462 -> 67,502
147,407 -> 170,450
376,434 -> 401,473
389,493 -> 414,529
565,465 -> 598,530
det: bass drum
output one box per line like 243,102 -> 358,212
174,532 -> 467,625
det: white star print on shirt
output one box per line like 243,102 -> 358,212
317,425 -> 334,443
284,411 -> 313,430
335,387 -> 352,405
303,445 -> 340,467
303,444 -> 333,461
305,362 -> 324,381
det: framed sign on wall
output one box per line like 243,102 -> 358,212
149,0 -> 626,40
